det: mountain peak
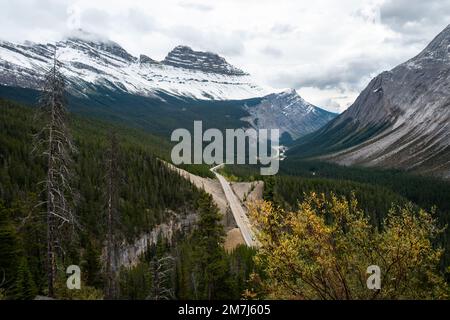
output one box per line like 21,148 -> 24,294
244,88 -> 336,140
406,24 -> 450,66
423,24 -> 450,51
65,29 -> 112,45
162,45 -> 247,76
139,54 -> 159,65
63,29 -> 136,62
279,88 -> 298,96
172,45 -> 193,51
268,89 -> 307,106
263,89 -> 335,118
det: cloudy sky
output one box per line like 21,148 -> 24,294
1,0 -> 449,112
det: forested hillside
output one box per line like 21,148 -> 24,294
220,161 -> 450,273
0,99 -> 255,299
0,85 -> 259,137
1,98 -> 449,300
119,194 -> 257,300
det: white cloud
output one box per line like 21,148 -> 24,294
261,46 -> 283,58
178,1 -> 214,12
0,0 -> 449,112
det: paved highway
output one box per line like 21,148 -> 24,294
211,164 -> 258,247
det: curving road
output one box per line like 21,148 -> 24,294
211,164 -> 259,247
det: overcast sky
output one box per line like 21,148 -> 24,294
1,0 -> 449,112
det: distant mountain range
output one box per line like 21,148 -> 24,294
3,27 -> 448,179
0,30 -> 266,101
289,25 -> 450,178
0,30 -> 334,141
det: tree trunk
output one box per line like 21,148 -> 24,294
105,131 -> 119,299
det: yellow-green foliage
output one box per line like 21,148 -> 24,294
248,192 -> 449,300
54,279 -> 104,300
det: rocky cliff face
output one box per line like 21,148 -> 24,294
290,25 -> 450,178
163,45 -> 247,76
115,212 -> 197,269
243,89 -> 336,140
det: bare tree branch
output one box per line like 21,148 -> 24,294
33,47 -> 77,297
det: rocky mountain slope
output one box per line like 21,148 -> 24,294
0,31 -> 266,101
162,45 -> 247,76
289,25 -> 450,178
242,89 -> 336,141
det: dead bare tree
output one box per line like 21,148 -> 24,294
148,255 -> 175,300
105,130 -> 120,299
34,50 -> 76,297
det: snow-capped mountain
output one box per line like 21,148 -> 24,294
0,31 -> 267,101
289,25 -> 450,178
0,31 -> 337,142
242,89 -> 336,140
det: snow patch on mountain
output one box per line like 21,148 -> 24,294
0,33 -> 268,101
242,89 -> 337,140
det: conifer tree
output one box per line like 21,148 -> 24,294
14,257 -> 37,300
0,204 -> 20,297
192,193 -> 228,299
